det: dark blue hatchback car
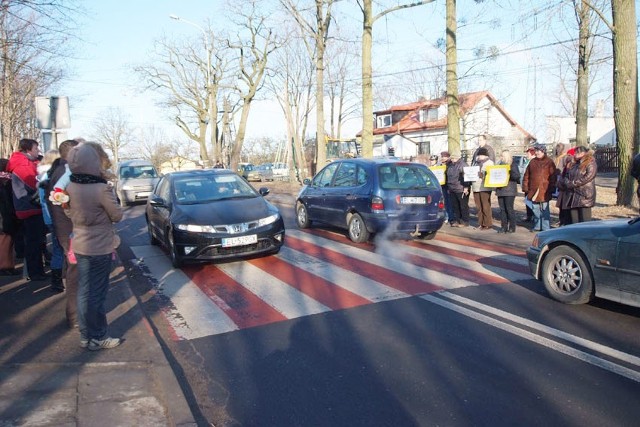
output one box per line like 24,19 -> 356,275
295,158 -> 445,242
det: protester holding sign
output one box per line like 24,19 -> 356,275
495,150 -> 521,233
471,147 -> 494,230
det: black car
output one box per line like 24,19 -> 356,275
295,158 -> 445,243
146,169 -> 285,267
527,216 -> 640,307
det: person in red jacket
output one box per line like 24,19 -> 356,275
6,138 -> 47,280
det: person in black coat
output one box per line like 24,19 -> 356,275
445,152 -> 471,227
0,158 -> 19,275
495,150 -> 521,233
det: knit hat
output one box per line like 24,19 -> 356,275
440,151 -> 450,158
430,155 -> 438,161
533,144 -> 546,153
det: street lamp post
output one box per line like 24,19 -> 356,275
169,14 -> 214,167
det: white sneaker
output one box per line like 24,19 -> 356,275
79,339 -> 89,348
88,336 -> 122,351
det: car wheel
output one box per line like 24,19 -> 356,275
147,218 -> 159,246
296,203 -> 311,229
419,231 -> 436,240
541,246 -> 593,304
166,229 -> 183,268
348,213 -> 370,243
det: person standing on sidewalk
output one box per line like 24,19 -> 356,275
7,138 -> 48,281
471,147 -> 494,230
67,142 -> 123,350
0,158 -> 19,276
495,150 -> 521,233
46,139 -> 81,327
445,152 -> 471,228
522,144 -> 557,232
37,149 -> 65,292
439,152 -> 455,224
561,145 -> 597,224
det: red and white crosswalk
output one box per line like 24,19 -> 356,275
130,229 -> 530,341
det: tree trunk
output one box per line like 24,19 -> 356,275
446,0 -> 461,156
611,0 -> 639,206
575,0 -> 589,147
360,0 -> 374,158
315,0 -> 327,166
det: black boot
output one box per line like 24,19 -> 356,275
50,269 -> 64,293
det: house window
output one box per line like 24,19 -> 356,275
419,108 -> 438,122
419,141 -> 430,155
376,114 -> 392,128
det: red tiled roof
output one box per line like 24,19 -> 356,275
366,91 -> 535,140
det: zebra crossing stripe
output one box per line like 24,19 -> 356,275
130,245 -> 238,340
132,228 -> 532,340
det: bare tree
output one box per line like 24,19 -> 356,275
266,23 -> 315,181
0,0 -> 79,156
226,0 -> 279,171
91,107 -> 133,165
325,27 -> 360,141
583,0 -> 638,206
137,125 -> 174,171
281,0 -> 335,167
356,0 -> 435,158
134,31 -> 229,167
443,0 -> 461,157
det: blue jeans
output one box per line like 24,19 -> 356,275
441,186 -> 454,222
76,254 -> 112,340
48,225 -> 64,270
532,201 -> 550,231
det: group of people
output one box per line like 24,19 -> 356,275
0,138 -> 123,351
430,138 -> 602,234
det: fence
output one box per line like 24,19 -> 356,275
594,146 -> 618,173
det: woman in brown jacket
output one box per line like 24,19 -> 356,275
559,146 -> 597,223
67,142 -> 123,351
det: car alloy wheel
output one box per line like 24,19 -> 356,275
147,218 -> 159,246
296,203 -> 311,229
541,245 -> 593,304
166,229 -> 183,268
348,213 -> 370,243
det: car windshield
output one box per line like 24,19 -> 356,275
120,165 -> 158,179
378,164 -> 440,190
173,174 -> 257,204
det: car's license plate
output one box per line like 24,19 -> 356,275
401,196 -> 426,204
222,234 -> 258,247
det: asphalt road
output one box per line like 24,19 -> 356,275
116,199 -> 640,427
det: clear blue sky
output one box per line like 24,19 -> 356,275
59,1 -> 615,146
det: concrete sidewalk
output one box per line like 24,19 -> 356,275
0,257 -> 196,426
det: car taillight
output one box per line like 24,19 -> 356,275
371,196 -> 384,210
438,199 -> 444,210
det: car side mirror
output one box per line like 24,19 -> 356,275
149,194 -> 165,206
303,178 -> 311,186
259,187 -> 270,196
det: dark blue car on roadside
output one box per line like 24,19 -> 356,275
295,158 -> 445,243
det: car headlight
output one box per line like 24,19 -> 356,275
175,224 -> 217,233
257,213 -> 279,227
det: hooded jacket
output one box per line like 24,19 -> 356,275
562,152 -> 597,208
6,151 -> 41,219
66,144 -> 122,256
